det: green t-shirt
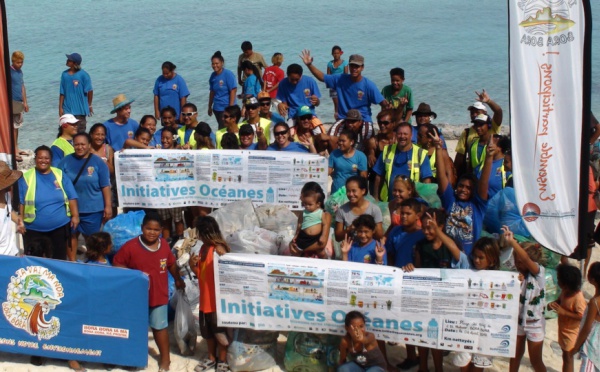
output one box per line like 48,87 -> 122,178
381,84 -> 413,123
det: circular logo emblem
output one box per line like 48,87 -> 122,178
522,203 -> 541,222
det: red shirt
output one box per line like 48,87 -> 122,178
198,244 -> 217,313
263,65 -> 284,99
113,237 -> 175,307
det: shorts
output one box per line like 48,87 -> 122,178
149,304 -> 168,330
452,352 -> 494,369
199,311 -> 226,340
517,321 -> 545,342
157,207 -> 184,223
13,100 -> 24,128
75,211 -> 103,236
580,352 -> 600,372
329,88 -> 338,98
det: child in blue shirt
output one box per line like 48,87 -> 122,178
340,214 -> 386,265
241,60 -> 262,98
85,232 -> 112,266
385,198 -> 424,268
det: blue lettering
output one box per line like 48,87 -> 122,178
151,188 -> 159,197
180,187 -> 188,196
257,190 -> 264,199
228,189 -> 237,198
304,311 -> 315,321
386,319 -> 399,330
413,321 -> 423,332
373,317 -> 384,328
218,187 -> 227,198
188,186 -> 196,196
263,306 -> 274,317
237,189 -> 247,198
316,312 -> 326,322
199,185 -> 210,196
291,309 -> 302,320
400,320 -> 412,331
171,187 -> 179,196
211,188 -> 219,197
228,302 -> 240,314
331,310 -> 346,324
247,190 -> 255,198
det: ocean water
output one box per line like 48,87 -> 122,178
5,0 -> 600,150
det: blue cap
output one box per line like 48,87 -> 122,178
66,53 -> 82,65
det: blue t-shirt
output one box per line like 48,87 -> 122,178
440,183 -> 488,256
475,158 -> 510,199
51,139 -> 73,167
276,76 -> 321,119
59,69 -> 93,116
10,67 -> 24,102
329,149 -> 368,194
269,112 -> 286,126
243,74 -> 261,97
347,240 -> 387,265
87,260 -> 111,266
412,126 -> 447,149
323,74 -> 384,123
209,69 -> 237,111
58,154 -> 110,213
153,74 -> 190,118
372,146 -> 433,182
104,118 -> 140,151
18,170 -> 78,232
385,225 -> 425,267
327,60 -> 348,75
267,142 -> 309,153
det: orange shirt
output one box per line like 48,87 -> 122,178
198,244 -> 217,313
557,291 -> 587,350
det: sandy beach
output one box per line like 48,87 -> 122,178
1,139 -> 595,372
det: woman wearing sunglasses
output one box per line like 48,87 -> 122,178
267,122 -> 316,153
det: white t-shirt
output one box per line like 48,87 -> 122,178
0,193 -> 18,256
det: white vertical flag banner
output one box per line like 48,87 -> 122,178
509,0 -> 586,255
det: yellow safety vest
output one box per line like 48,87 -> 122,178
241,118 -> 272,144
215,128 -> 240,149
381,144 -> 427,202
23,167 -> 70,223
429,149 -> 437,178
51,137 -> 74,158
469,138 -> 487,170
177,126 -> 197,148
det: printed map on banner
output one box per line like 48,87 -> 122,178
115,150 -> 328,210
215,254 -> 520,357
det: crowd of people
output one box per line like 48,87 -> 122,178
1,42 -> 600,372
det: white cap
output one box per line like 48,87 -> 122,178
468,102 -> 487,111
59,114 -> 79,126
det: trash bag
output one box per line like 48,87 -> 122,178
103,210 -> 146,253
255,204 -> 298,235
173,290 -> 197,355
284,332 -> 341,372
227,329 -> 279,371
325,187 -> 348,215
209,199 -> 259,236
484,187 -> 530,237
415,182 -> 442,208
226,227 -> 280,255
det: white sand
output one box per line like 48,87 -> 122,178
1,140 -> 596,372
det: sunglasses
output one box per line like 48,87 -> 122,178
378,120 -> 391,126
260,102 -> 271,107
181,112 -> 197,117
222,115 -> 231,119
299,115 -> 313,121
246,105 -> 259,110
274,130 -> 289,137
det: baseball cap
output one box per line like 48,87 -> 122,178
296,106 -> 313,118
59,114 -> 79,126
244,97 -> 259,107
257,91 -> 271,101
472,114 -> 489,125
348,54 -> 364,66
65,53 -> 82,65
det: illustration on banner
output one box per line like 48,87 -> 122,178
268,266 -> 325,304
2,266 -> 64,340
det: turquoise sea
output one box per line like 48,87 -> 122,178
5,0 -> 600,149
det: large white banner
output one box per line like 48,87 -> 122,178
215,254 -> 520,358
115,150 -> 328,210
509,1 -> 586,255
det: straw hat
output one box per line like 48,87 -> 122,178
110,94 -> 135,114
0,161 -> 22,190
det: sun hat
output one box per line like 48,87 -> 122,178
345,109 -> 363,122
412,103 -> 437,119
348,54 -> 364,66
110,94 -> 135,114
257,91 -> 271,101
468,102 -> 487,111
59,114 -> 79,126
65,53 -> 82,65
0,161 -> 23,191
296,106 -> 313,118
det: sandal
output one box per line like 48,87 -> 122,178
216,362 -> 231,372
194,359 -> 216,372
